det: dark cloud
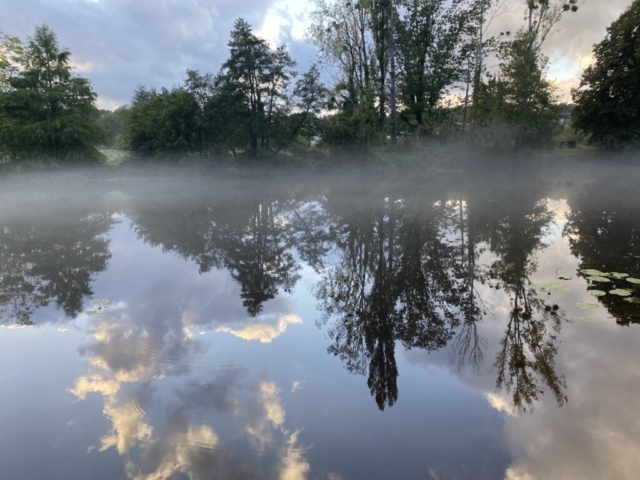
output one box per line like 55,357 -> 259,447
0,0 -> 280,108
1,0 -> 632,106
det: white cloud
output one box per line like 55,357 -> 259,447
216,314 -> 302,343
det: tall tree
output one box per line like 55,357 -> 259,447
395,0 -> 479,133
572,0 -> 640,149
484,32 -> 561,149
308,0 -> 379,147
0,25 -> 104,161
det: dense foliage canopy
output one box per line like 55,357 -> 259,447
0,25 -> 104,161
572,0 -> 640,149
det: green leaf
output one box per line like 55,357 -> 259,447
90,299 -> 110,306
577,302 -> 599,310
581,269 -> 604,276
556,275 -> 573,281
587,276 -> 611,283
609,272 -> 629,279
587,290 -> 606,297
626,278 -> 640,285
540,282 -> 571,291
610,289 -> 633,297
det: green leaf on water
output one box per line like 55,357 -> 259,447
540,282 -> 571,291
581,269 -> 604,276
587,290 -> 606,297
609,272 -> 629,279
582,317 -> 599,323
532,294 -> 548,301
577,302 -> 599,310
610,289 -> 633,297
557,275 -> 573,281
90,299 -> 110,306
527,284 -> 543,290
588,276 -> 611,283
626,278 -> 640,285
624,297 -> 640,304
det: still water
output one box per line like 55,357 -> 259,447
1,165 -> 639,479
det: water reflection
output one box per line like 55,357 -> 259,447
565,176 -> 640,325
1,172 -> 639,417
0,198 -> 114,324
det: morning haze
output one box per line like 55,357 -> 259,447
0,1 -> 639,480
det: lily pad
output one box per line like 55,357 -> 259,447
587,276 -> 611,283
624,297 -> 640,304
532,294 -> 548,301
626,278 -> 640,285
87,306 -> 109,316
90,299 -> 110,306
609,272 -> 629,279
557,275 -> 573,281
587,290 -> 606,297
581,269 -> 605,276
540,282 -> 571,291
582,317 -> 599,323
577,302 -> 599,310
610,289 -> 633,297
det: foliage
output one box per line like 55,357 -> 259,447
572,0 -> 640,149
97,106 -> 130,149
474,32 -> 561,149
0,25 -> 105,162
395,0 -> 480,133
123,19 -> 325,160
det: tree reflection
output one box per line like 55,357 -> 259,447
316,191 -> 463,410
315,178 -> 569,412
565,176 -> 640,326
130,188 -> 328,317
0,207 -> 114,324
482,192 -> 567,412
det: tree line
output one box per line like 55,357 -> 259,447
0,0 -> 639,163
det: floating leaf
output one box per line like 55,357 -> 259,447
581,269 -> 604,276
577,302 -> 599,310
90,299 -> 110,306
557,275 -> 573,281
626,278 -> 640,285
609,272 -> 629,279
587,290 -> 606,297
527,284 -> 543,290
624,297 -> 640,304
87,306 -> 109,316
540,282 -> 571,291
610,289 -> 633,297
532,294 -> 548,301
588,276 -> 611,283
582,317 -> 599,323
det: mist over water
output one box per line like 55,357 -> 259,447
1,161 -> 640,479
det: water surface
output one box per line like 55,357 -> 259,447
1,165 -> 640,479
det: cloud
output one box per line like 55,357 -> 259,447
0,0 -> 280,107
215,314 -> 302,343
484,0 -> 634,101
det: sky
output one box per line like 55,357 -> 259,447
0,0 -> 634,109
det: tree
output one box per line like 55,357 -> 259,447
97,106 -> 130,149
572,0 -> 640,149
395,0 -> 479,134
308,0 -> 379,147
477,32 -> 561,149
122,85 -> 203,157
0,25 -> 105,161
